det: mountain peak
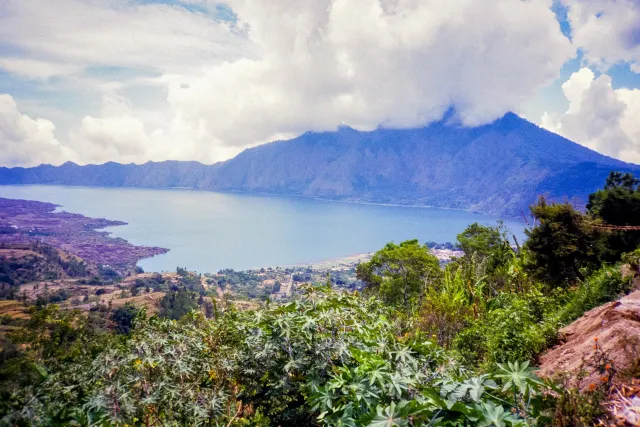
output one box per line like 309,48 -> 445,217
1,115 -> 638,218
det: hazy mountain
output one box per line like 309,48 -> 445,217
0,160 -> 221,189
1,113 -> 637,217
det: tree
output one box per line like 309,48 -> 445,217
159,290 -> 198,320
356,239 -> 441,310
525,197 -> 604,287
456,222 -> 513,275
110,303 -> 141,335
588,171 -> 640,258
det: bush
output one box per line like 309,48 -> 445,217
559,265 -> 632,324
417,288 -> 473,348
3,287 -> 557,426
455,291 -> 559,365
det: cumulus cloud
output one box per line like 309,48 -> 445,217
2,0 -> 576,166
541,68 -> 640,162
563,0 -> 640,72
67,95 -> 241,165
167,0 -> 575,148
0,95 -> 77,167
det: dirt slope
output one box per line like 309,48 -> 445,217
538,290 -> 640,386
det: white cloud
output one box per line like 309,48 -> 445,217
0,59 -> 83,80
67,95 -> 241,165
2,0 -> 576,166
0,95 -> 77,167
0,0 -> 249,78
541,68 -> 640,162
563,0 -> 640,72
166,0 -> 575,149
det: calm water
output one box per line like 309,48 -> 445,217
0,185 -> 525,273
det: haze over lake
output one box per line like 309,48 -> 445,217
0,185 -> 525,272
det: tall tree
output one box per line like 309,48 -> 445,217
525,197 -> 604,287
356,239 -> 441,310
159,290 -> 198,320
456,222 -> 513,274
588,171 -> 640,258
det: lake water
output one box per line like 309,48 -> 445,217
0,185 -> 525,273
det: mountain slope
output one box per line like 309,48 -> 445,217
0,160 -> 221,189
1,113 -> 637,217
207,113 -> 639,216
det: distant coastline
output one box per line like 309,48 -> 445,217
0,197 -> 168,275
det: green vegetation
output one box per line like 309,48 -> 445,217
357,240 -> 441,311
1,171 -> 640,425
158,289 -> 198,320
524,197 -> 604,287
0,243 -> 90,299
110,302 -> 142,335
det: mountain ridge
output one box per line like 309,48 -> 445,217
1,113 -> 638,217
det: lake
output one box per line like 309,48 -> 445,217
0,185 -> 525,273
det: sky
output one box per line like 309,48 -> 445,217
1,0 -> 640,167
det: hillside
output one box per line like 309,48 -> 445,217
0,242 -> 93,299
1,113 -> 638,217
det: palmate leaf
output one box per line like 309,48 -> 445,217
369,402 -> 410,427
459,375 -> 497,402
495,361 -> 543,395
478,401 -> 509,427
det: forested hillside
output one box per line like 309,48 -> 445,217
2,172 -> 640,425
2,113 -> 638,217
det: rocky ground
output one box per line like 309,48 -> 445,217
538,280 -> 640,425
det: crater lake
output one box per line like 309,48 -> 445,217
0,185 -> 525,272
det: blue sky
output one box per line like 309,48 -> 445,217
1,0 -> 639,167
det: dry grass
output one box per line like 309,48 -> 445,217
0,300 -> 30,320
108,292 -> 166,315
601,379 -> 640,426
0,249 -> 40,259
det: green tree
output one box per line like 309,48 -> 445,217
110,303 -> 141,335
457,222 -> 511,262
588,171 -> 640,258
159,289 -> 198,320
455,222 -> 515,288
525,197 -> 604,287
357,240 -> 441,310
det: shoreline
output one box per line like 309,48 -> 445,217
0,197 -> 169,274
285,247 -> 464,271
0,183 -> 522,220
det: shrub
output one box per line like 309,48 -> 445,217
455,291 -> 560,366
559,265 -> 632,324
417,288 -> 473,348
525,197 -> 605,288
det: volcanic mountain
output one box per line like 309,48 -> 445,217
1,113 -> 637,217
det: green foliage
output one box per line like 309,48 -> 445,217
588,171 -> 640,259
110,302 -> 142,335
525,197 -> 605,287
159,289 -> 198,320
416,267 -> 474,348
559,265 -> 632,324
1,287 -> 561,426
456,222 -> 513,275
454,291 -> 560,366
357,240 -> 441,311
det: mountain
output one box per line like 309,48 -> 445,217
0,160 -> 220,189
1,113 -> 638,217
